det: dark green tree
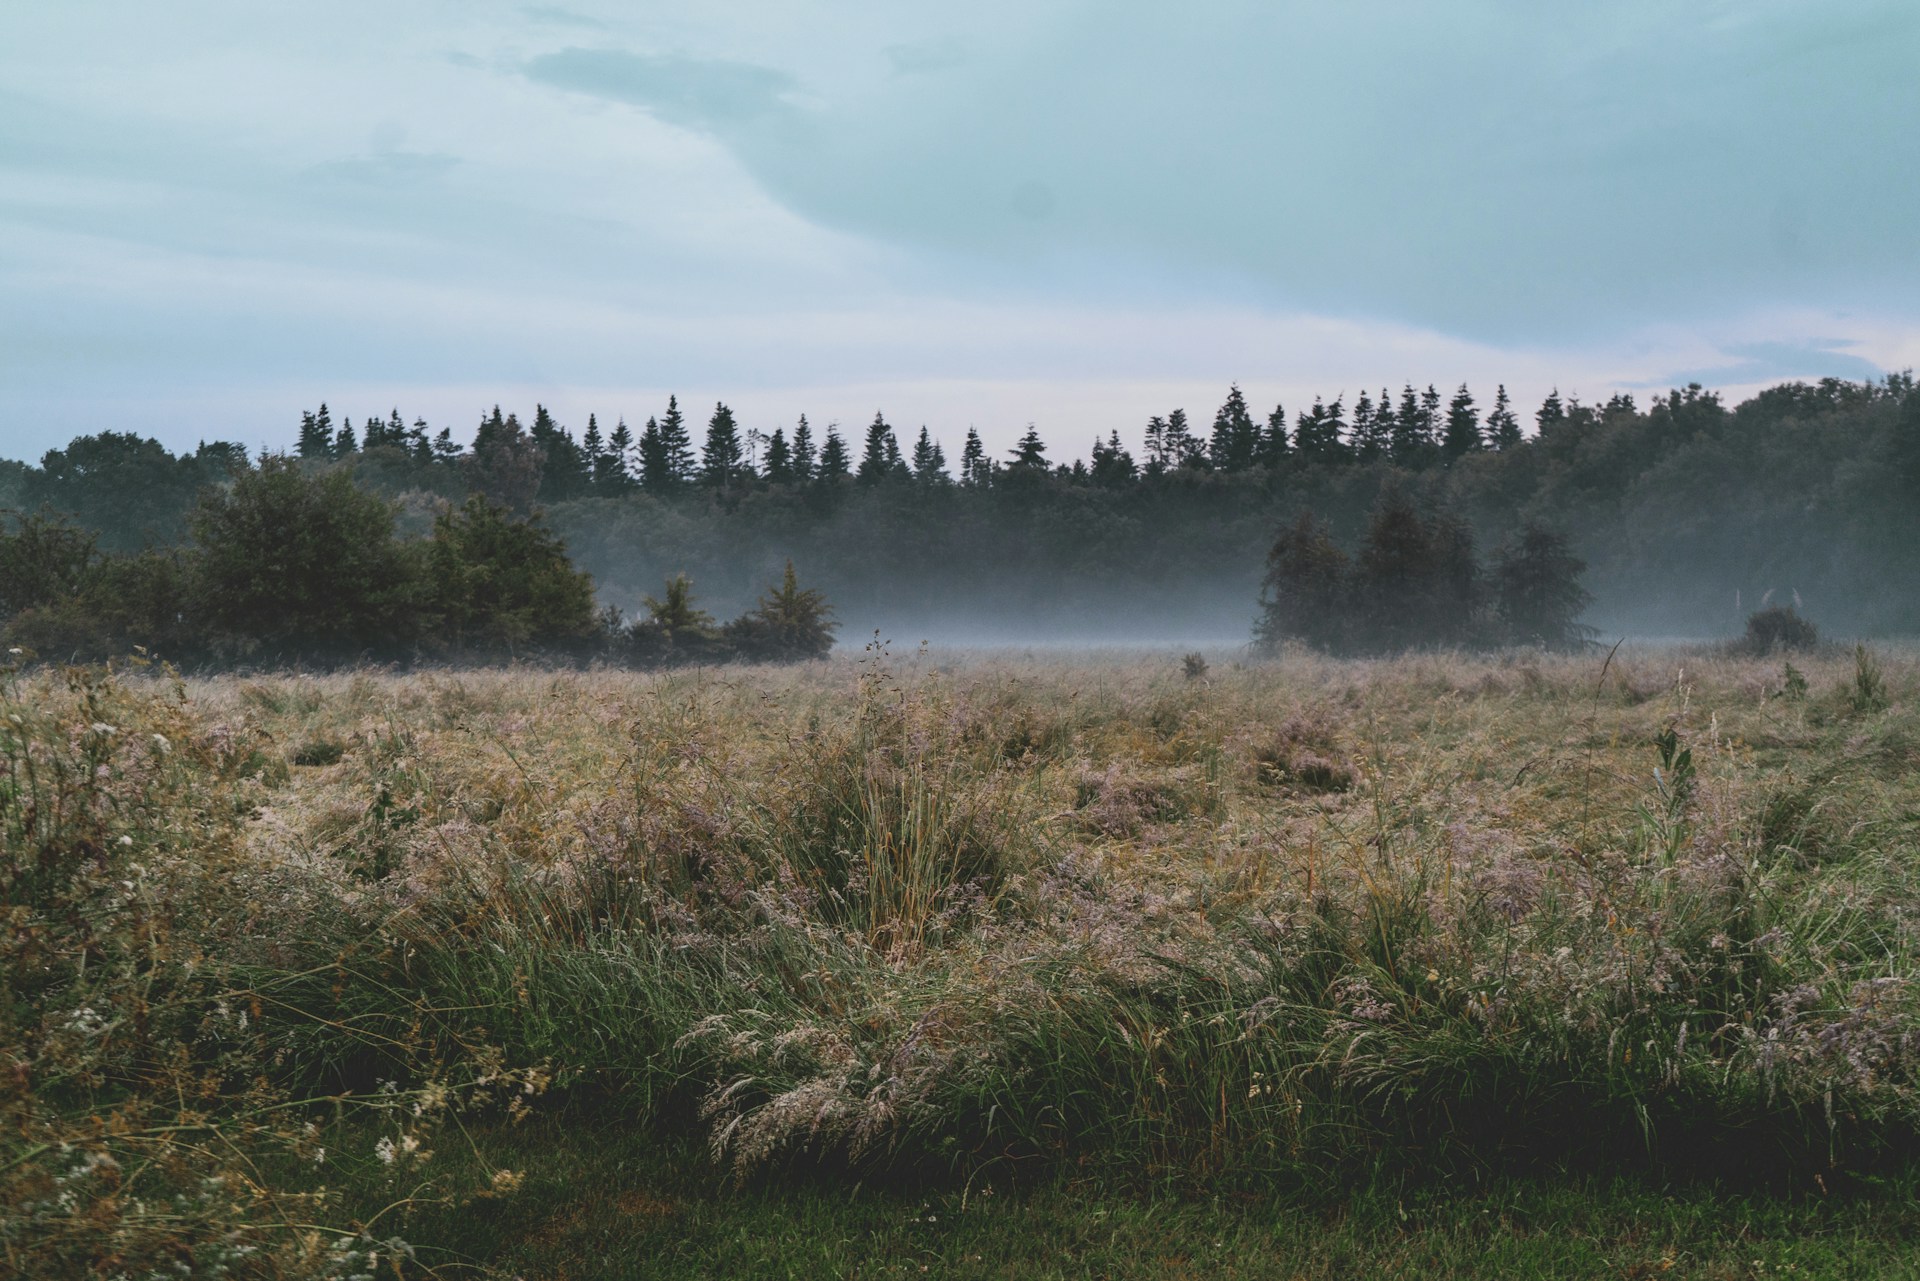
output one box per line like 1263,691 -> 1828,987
701,401 -> 744,487
190,457 -> 420,658
1254,512 -> 1350,652
1442,383 -> 1481,460
424,497 -> 598,655
1209,383 -> 1260,471
1492,523 -> 1591,649
657,396 -> 696,485
791,416 -> 816,481
857,413 -> 899,485
763,427 -> 794,484
817,424 -> 852,483
724,560 -> 837,661
1485,384 -> 1521,449
960,427 -> 990,487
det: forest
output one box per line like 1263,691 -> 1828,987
2,373 -> 1917,661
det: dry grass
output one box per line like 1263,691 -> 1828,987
9,643 -> 1920,1274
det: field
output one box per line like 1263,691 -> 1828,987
7,643 -> 1920,1277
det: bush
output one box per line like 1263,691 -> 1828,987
1743,604 -> 1819,653
423,496 -> 599,657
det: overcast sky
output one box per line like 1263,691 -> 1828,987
3,1 -> 1916,463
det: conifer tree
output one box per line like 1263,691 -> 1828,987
530,404 -> 588,501
333,418 -> 357,457
1442,384 -> 1481,460
297,407 -> 332,459
1486,384 -> 1521,449
959,427 -> 990,487
1090,430 -> 1137,486
432,426 -> 461,464
1260,404 -> 1290,467
817,424 -> 851,483
701,401 -> 744,487
1293,398 -> 1347,463
657,396 -> 695,485
1209,383 -> 1260,471
763,426 -> 793,484
1143,415 -> 1169,473
1351,390 -> 1390,461
604,418 -> 635,491
857,412 -> 898,484
1255,511 -> 1350,652
1535,388 -> 1566,434
1009,423 -> 1048,469
1421,385 -> 1443,446
791,415 -> 816,481
1163,408 -> 1202,468
637,417 -> 673,492
581,413 -> 606,490
909,426 -> 949,484
1492,523 -> 1591,649
409,417 -> 432,463
1391,384 -> 1426,466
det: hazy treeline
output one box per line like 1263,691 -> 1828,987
4,372 -> 1918,639
0,461 -> 835,667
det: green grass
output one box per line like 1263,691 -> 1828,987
306,1110 -> 1920,1280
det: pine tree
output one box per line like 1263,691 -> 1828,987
1293,398 -> 1347,463
1260,404 -> 1290,467
1009,423 -> 1048,469
582,413 -> 606,492
1351,390 -> 1390,461
1355,481 -> 1435,651
530,404 -> 588,501
1090,430 -> 1137,486
657,396 -> 695,485
910,427 -> 949,485
1163,409 -> 1201,468
763,427 -> 793,484
1421,385 -> 1443,448
333,418 -> 357,457
1486,385 -> 1521,449
959,427 -> 989,487
791,416 -> 816,481
637,417 -> 670,491
701,401 -> 744,487
1442,384 -> 1481,460
1535,388 -> 1566,434
857,412 -> 898,485
1391,384 -> 1426,466
1493,523 -> 1591,649
604,418 -> 635,491
432,426 -> 461,464
1209,383 -> 1260,471
817,424 -> 851,483
297,407 -> 332,459
1143,415 -> 1169,473
409,417 -> 432,463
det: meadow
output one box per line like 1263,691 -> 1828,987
7,642 -> 1920,1277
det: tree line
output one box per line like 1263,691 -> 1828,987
0,461 -> 834,667
4,371 -> 1918,645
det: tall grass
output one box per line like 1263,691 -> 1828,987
11,646 -> 1920,1271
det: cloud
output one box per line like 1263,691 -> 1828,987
1648,340 -> 1889,391
523,48 -> 798,133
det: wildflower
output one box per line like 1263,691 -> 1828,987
374,1137 -> 396,1165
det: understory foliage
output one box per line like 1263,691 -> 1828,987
9,647 -> 1920,1272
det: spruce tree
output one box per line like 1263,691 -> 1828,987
1209,383 -> 1260,471
657,396 -> 695,485
1293,398 -> 1347,463
1493,523 -> 1591,649
297,407 -> 332,459
701,401 -> 744,487
333,418 -> 357,457
1535,388 -> 1566,434
409,417 -> 432,463
1009,423 -> 1048,469
1260,404 -> 1290,467
857,412 -> 898,484
1391,384 -> 1426,466
581,413 -> 606,491
1421,385 -> 1443,447
910,426 -> 948,484
1090,430 -> 1137,486
605,418 -> 635,491
817,425 -> 852,483
1163,408 -> 1201,467
763,426 -> 793,484
637,417 -> 672,492
959,427 -> 989,487
530,404 -> 588,501
1442,384 -> 1481,460
1255,512 -> 1351,652
432,426 -> 461,464
1143,415 -> 1169,473
1486,384 -> 1521,449
791,415 -> 816,481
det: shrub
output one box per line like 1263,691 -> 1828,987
423,495 -> 599,657
1743,604 -> 1819,653
723,560 -> 837,662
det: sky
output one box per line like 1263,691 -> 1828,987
3,0 -> 1917,464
